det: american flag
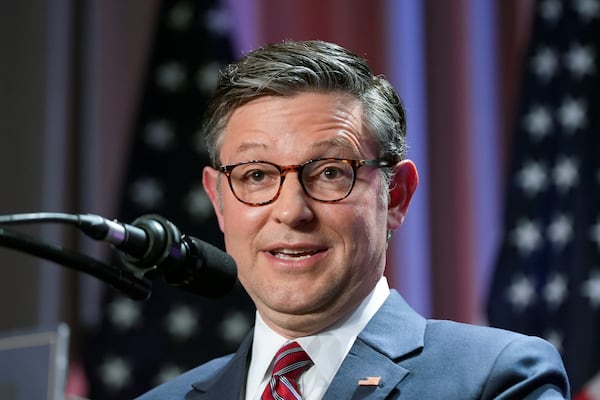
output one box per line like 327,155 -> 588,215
81,1 -> 255,398
487,0 -> 600,396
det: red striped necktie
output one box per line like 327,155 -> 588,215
261,341 -> 313,400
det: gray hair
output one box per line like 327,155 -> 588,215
203,40 -> 407,183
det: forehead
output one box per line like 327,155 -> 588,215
220,92 -> 377,161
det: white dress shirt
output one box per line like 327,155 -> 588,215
244,277 -> 390,400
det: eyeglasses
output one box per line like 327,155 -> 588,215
218,158 -> 393,206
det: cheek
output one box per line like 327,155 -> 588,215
346,199 -> 388,252
328,205 -> 372,249
221,203 -> 265,249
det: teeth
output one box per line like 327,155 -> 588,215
271,248 -> 318,260
274,253 -> 312,260
279,249 -> 311,255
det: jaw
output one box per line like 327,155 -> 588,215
242,258 -> 376,338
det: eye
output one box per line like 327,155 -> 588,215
234,163 -> 278,185
239,169 -> 270,185
322,165 -> 343,179
245,169 -> 267,182
306,160 -> 352,182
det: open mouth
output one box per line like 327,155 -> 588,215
269,248 -> 322,261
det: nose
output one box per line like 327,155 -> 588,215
271,171 -> 315,226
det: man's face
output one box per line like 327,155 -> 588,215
203,92 -> 416,337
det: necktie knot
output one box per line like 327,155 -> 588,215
262,341 -> 313,400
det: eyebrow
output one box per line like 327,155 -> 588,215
234,138 -> 358,153
233,142 -> 268,154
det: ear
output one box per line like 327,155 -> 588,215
202,166 -> 225,233
387,159 -> 418,230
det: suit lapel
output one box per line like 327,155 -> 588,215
323,290 -> 426,399
185,332 -> 253,400
322,339 -> 409,400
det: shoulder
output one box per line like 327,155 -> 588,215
418,319 -> 569,397
371,292 -> 569,397
425,318 -> 532,349
423,318 -> 559,364
134,354 -> 234,400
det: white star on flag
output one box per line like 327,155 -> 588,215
166,1 -> 194,30
156,61 -> 187,92
511,218 -> 543,255
107,296 -> 142,330
218,310 -> 252,346
506,274 -> 537,311
153,364 -> 185,386
196,62 -> 222,93
204,8 -> 231,35
558,97 -> 587,133
552,156 -> 579,193
98,356 -> 132,391
164,304 -> 199,341
128,177 -> 165,210
564,44 -> 596,78
144,119 -> 176,150
531,47 -> 559,81
539,0 -> 563,23
547,214 -> 573,248
515,160 -> 548,197
523,104 -> 553,140
543,273 -> 569,308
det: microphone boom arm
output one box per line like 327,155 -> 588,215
0,226 -> 151,300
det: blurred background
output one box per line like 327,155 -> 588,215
0,0 -> 598,398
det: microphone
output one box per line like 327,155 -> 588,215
77,214 -> 237,298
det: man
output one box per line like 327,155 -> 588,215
137,40 -> 569,399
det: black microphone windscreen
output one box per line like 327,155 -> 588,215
165,236 -> 238,298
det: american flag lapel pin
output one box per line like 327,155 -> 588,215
358,376 -> 382,386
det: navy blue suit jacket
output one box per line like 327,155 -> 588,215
136,290 -> 570,399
